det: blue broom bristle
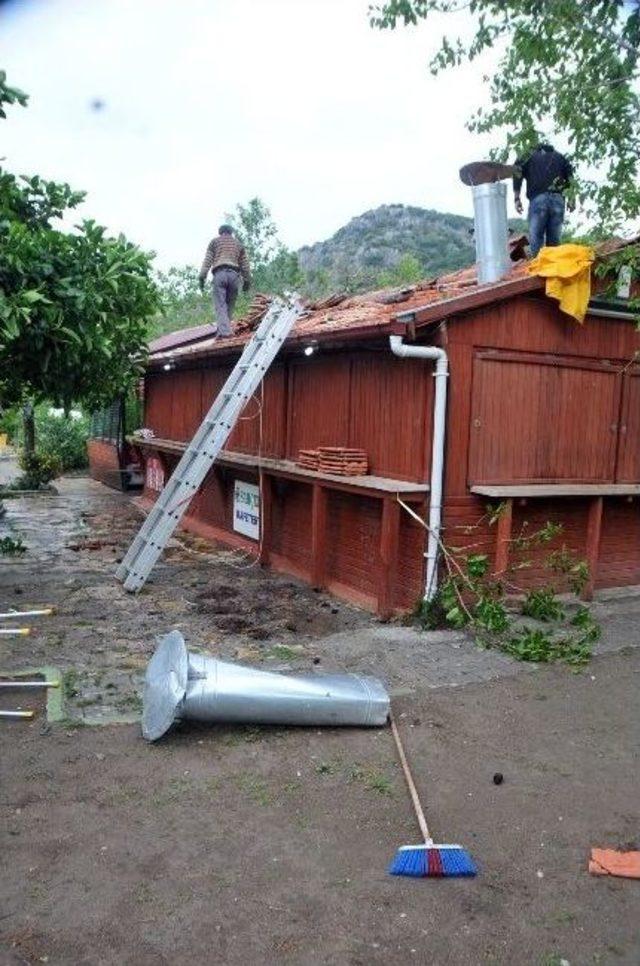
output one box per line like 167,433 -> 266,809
389,844 -> 477,878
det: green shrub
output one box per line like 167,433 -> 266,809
16,450 -> 62,489
0,535 -> 26,555
503,628 -> 593,668
35,409 -> 89,471
15,406 -> 90,472
0,407 -> 20,442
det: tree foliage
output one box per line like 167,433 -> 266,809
0,72 -> 158,412
369,1 -> 640,228
0,71 -> 27,118
227,197 -> 303,294
150,265 -> 213,339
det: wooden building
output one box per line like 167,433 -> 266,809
96,247 -> 640,615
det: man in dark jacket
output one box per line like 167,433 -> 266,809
198,225 -> 252,338
513,143 -> 573,257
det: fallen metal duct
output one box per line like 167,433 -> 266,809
142,631 -> 390,741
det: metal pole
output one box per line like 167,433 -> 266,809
0,608 -> 54,620
0,628 -> 31,636
0,681 -> 59,689
0,710 -> 34,719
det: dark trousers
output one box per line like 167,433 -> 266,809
212,267 -> 241,335
528,192 -> 565,257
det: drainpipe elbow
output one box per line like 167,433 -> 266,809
389,335 -> 448,374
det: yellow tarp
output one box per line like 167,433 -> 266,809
527,243 -> 595,323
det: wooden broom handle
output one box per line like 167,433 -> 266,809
390,714 -> 432,845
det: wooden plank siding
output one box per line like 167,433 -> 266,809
617,368 -> 640,482
349,353 -> 431,482
139,296 -> 640,613
440,299 -> 640,596
468,351 -> 621,484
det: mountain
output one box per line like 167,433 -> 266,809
297,203 -> 525,292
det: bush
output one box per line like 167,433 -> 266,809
14,406 -> 90,472
16,450 -> 62,489
36,408 -> 89,471
0,535 -> 26,555
0,407 -> 21,442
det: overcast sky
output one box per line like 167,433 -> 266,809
1,0 -> 499,267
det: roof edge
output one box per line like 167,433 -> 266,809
147,319 -> 398,370
391,274 -> 543,330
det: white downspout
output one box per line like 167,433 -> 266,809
389,335 -> 449,602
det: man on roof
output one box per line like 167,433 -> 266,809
513,142 -> 574,258
198,225 -> 252,339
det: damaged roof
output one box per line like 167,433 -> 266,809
147,235 -> 638,367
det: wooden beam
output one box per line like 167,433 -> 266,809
472,483 -> 640,498
493,498 -> 513,576
258,471 -> 272,566
377,498 -> 401,619
311,484 -> 328,589
583,496 -> 604,601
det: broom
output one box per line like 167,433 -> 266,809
389,715 -> 477,878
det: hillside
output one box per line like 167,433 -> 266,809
297,204 -> 475,287
297,203 -> 526,292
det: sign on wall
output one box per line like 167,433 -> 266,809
233,480 -> 260,541
145,456 -> 165,493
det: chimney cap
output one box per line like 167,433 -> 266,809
459,161 -> 516,186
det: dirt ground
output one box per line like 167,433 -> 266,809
1,476 -> 639,966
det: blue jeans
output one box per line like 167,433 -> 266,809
528,192 -> 565,257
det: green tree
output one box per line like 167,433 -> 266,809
369,1 -> 640,228
0,71 -> 27,118
150,265 -> 212,339
376,253 -> 424,287
0,72 -> 158,455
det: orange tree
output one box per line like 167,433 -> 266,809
0,72 -> 158,456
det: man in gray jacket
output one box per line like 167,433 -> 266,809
198,225 -> 252,338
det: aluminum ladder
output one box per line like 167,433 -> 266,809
115,297 -> 301,592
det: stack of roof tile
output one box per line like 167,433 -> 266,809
317,447 -> 368,476
297,449 -> 320,470
308,293 -> 349,311
235,293 -> 274,333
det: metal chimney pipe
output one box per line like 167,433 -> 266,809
142,631 -> 390,741
472,181 -> 510,284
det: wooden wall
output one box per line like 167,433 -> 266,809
441,294 -> 640,590
146,348 -> 433,482
142,346 -> 433,612
142,296 -> 640,611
